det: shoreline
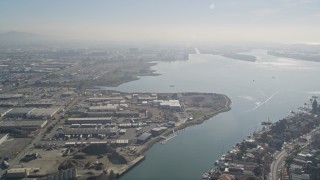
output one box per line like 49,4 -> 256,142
92,62 -> 161,88
116,94 -> 232,177
202,104 -> 318,180
141,94 -> 231,154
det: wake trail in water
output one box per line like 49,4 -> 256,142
244,90 -> 280,113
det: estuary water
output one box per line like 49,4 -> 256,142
108,49 -> 320,180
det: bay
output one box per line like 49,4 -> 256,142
106,49 -> 320,180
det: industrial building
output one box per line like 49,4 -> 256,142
151,127 -> 168,137
160,100 -> 181,110
26,108 -> 60,119
66,117 -> 112,124
137,132 -> 152,144
60,128 -> 118,138
0,94 -> 24,100
87,96 -> 123,102
152,100 -> 181,110
0,120 -> 48,131
88,104 -> 119,112
64,141 -> 108,147
24,101 -> 54,107
137,95 -> 157,101
86,110 -> 139,118
0,108 -> 11,117
0,102 -> 18,107
4,108 -> 34,118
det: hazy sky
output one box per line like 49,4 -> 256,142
1,0 -> 320,43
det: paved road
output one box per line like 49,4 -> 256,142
269,126 -> 320,180
270,150 -> 287,180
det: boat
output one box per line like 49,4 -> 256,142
202,173 -> 210,179
169,84 -> 175,87
261,121 -> 272,126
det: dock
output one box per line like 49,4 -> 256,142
160,129 -> 177,144
116,155 -> 145,176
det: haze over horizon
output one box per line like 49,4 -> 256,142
1,0 -> 320,44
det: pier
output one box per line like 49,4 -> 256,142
160,129 -> 177,144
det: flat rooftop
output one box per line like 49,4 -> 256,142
27,108 -> 60,116
89,104 -> 118,111
0,120 -> 47,127
0,94 -> 24,99
67,117 -> 112,121
6,108 -> 34,114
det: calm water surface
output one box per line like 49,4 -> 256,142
107,50 -> 320,180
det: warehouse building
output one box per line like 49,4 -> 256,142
87,96 -> 123,102
0,108 -> 11,117
0,94 -> 24,100
66,117 -> 112,124
0,120 -> 48,131
4,108 -> 34,118
88,104 -> 119,112
151,127 -> 168,137
137,132 -> 152,144
60,128 -> 116,138
86,110 -> 139,118
26,108 -> 60,119
160,100 -> 181,110
24,101 -> 54,107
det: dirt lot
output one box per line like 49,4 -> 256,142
21,148 -> 67,174
0,137 -> 32,161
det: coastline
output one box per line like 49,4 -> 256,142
141,94 -> 231,154
202,104 -> 319,180
85,60 -> 233,177
116,94 -> 232,177
92,62 -> 161,88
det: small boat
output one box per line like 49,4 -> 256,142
169,85 -> 175,87
261,121 -> 272,126
202,173 -> 210,179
